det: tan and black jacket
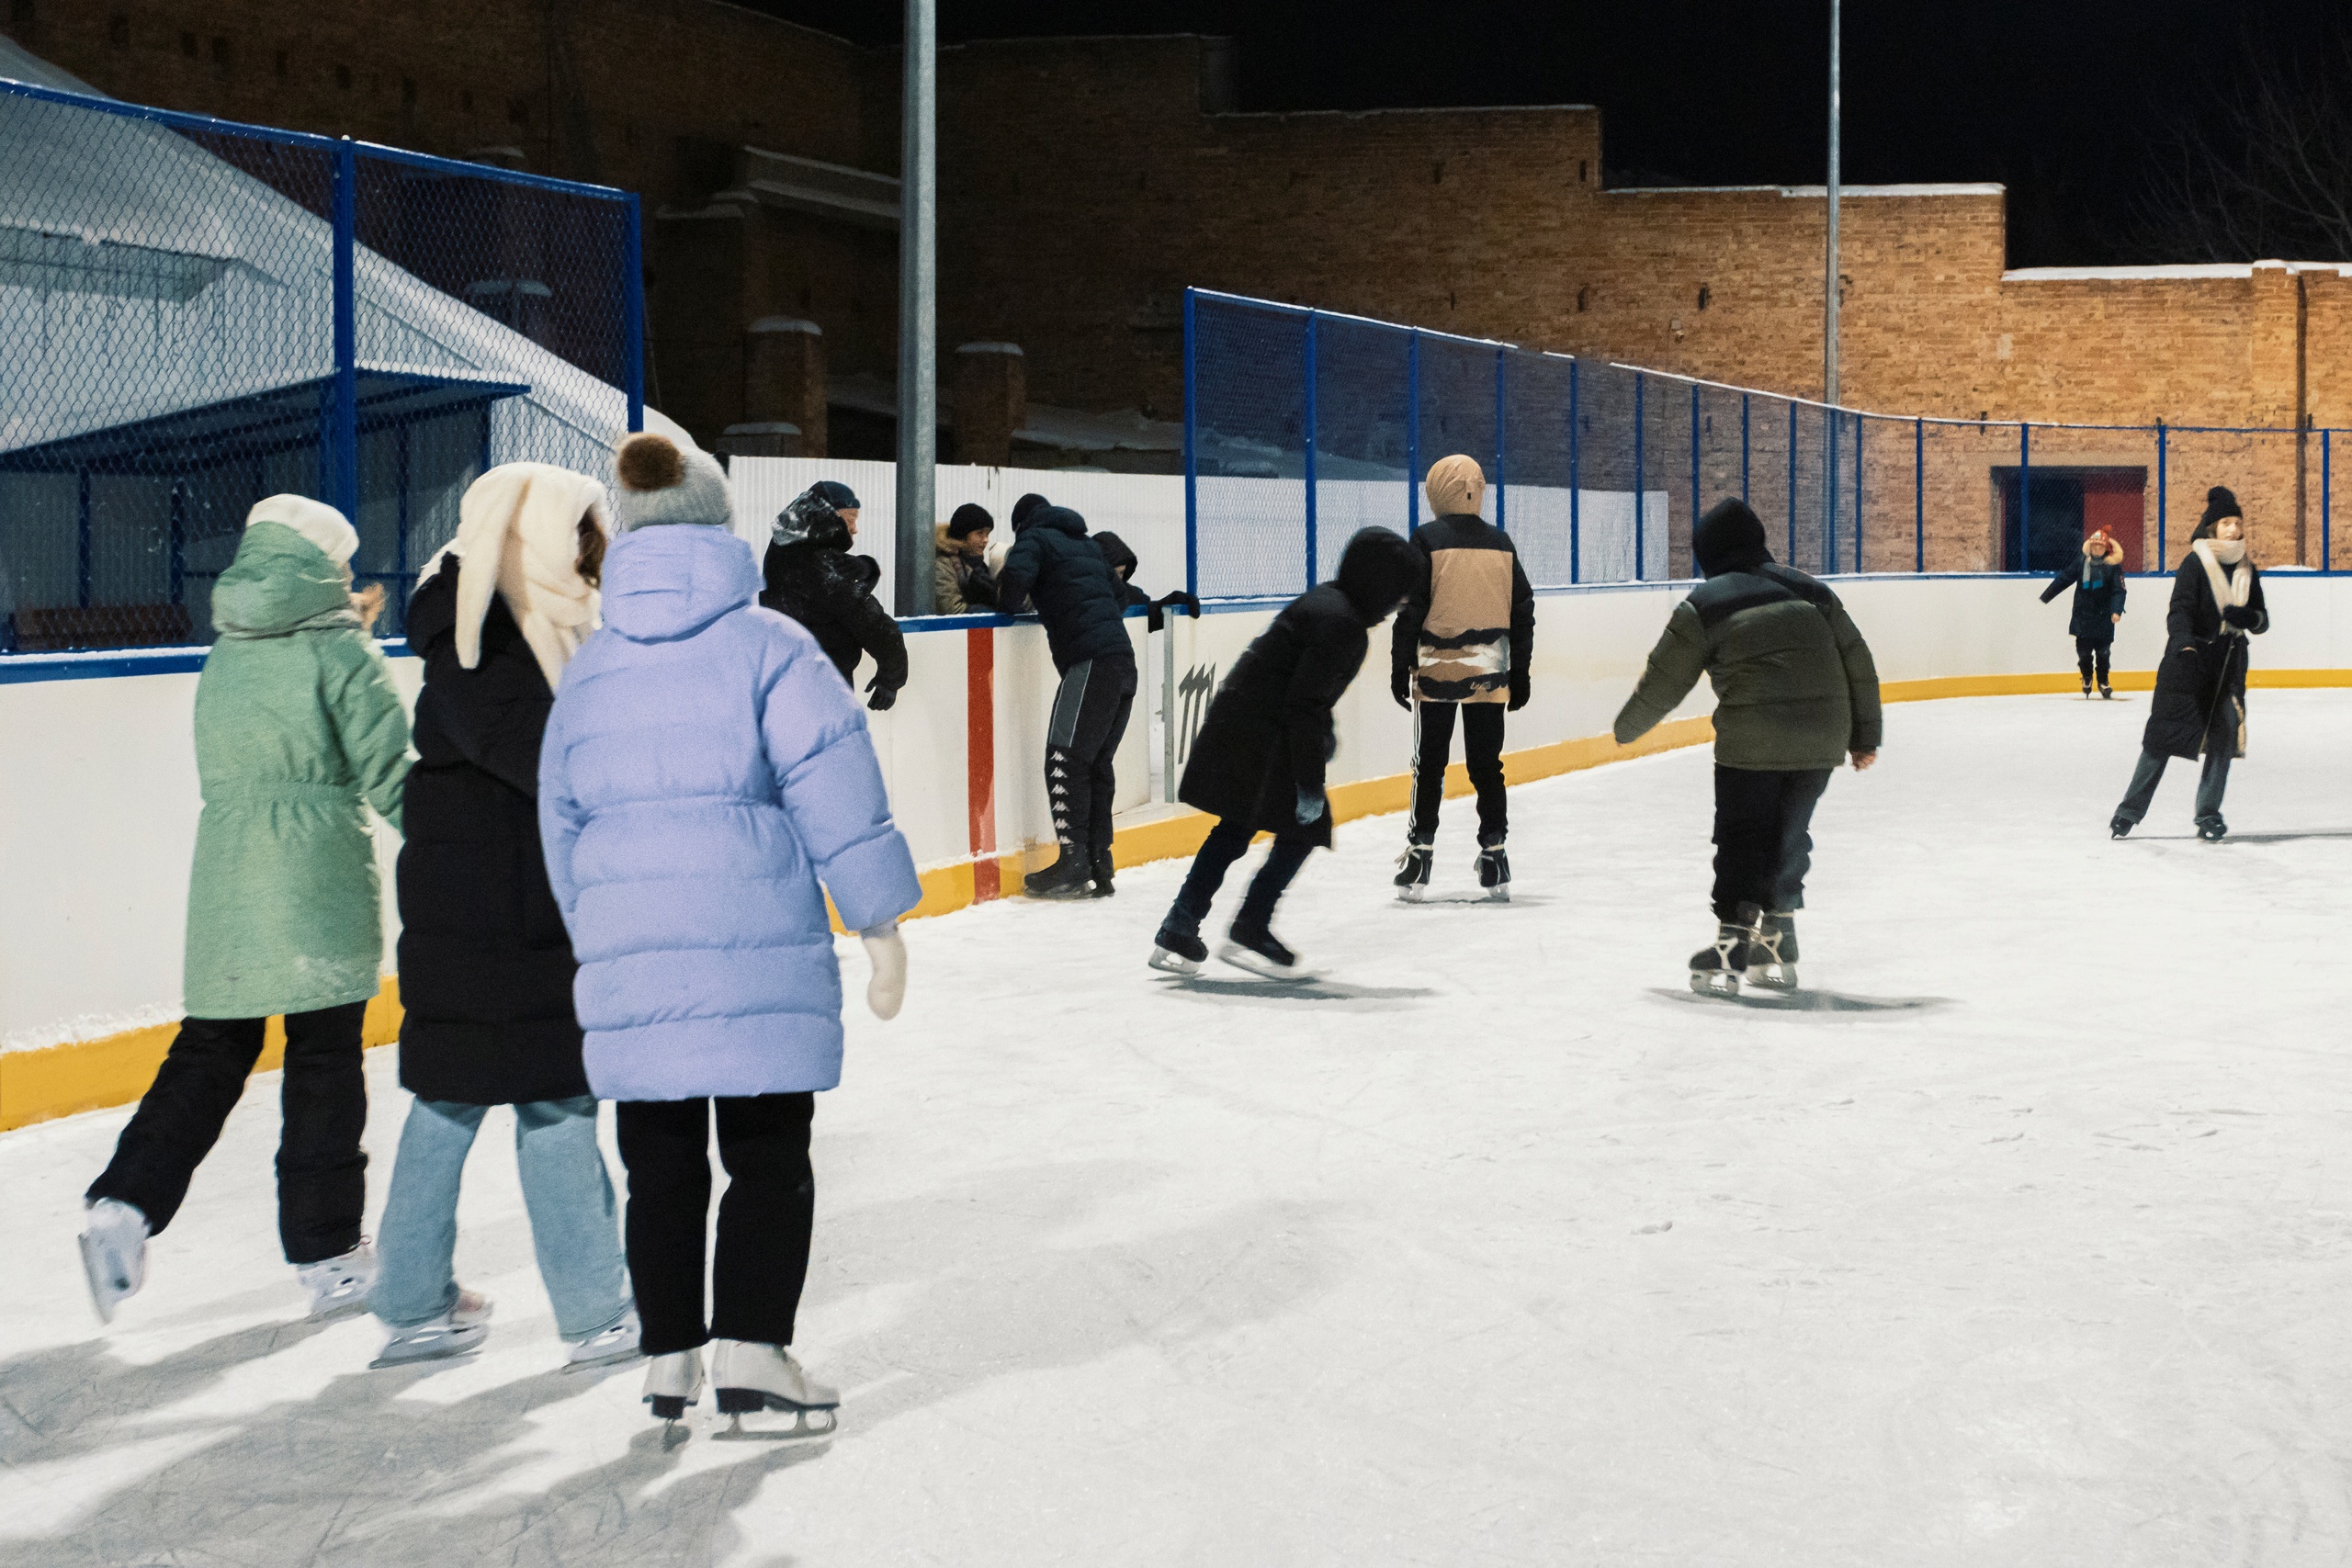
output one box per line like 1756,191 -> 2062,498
1390,513 -> 1537,705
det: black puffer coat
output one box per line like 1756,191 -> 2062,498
394,563 -> 587,1106
1179,528 -> 1425,846
2039,540 -> 2129,643
996,505 -> 1134,673
760,515 -> 908,700
2143,545 -> 2268,761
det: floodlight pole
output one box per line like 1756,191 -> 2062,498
894,0 -> 938,615
1825,0 -> 1841,406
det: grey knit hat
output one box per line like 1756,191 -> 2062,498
610,433 -> 732,533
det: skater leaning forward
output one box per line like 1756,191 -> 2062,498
1612,500 -> 1883,997
2110,486 -> 2267,844
1390,454 -> 1536,903
368,464 -> 638,1373
1149,526 -> 1425,981
79,496 -> 411,1324
539,434 -> 920,1437
2039,527 -> 2128,698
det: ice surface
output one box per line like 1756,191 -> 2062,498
6,693 -> 2351,1566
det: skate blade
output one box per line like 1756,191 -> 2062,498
1745,964 -> 1798,993
1483,886 -> 1511,903
1396,885 -> 1430,903
1216,942 -> 1316,983
715,1392 -> 839,1441
1690,971 -> 1742,998
77,1233 -> 134,1325
369,1325 -> 489,1370
308,1294 -> 372,1325
564,1343 -> 645,1374
1148,947 -> 1203,976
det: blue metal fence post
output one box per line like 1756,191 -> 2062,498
1493,345 -> 1508,531
168,480 -> 187,610
1406,330 -> 1421,535
1182,289 -> 1198,596
1853,414 -> 1864,572
332,138 -> 358,523
2324,428 -> 2334,572
1825,408 -> 1838,572
1633,371 -> 1646,580
1914,416 -> 1925,572
623,192 -> 645,434
1567,359 -> 1581,584
1303,311 -> 1318,588
75,468 -> 92,609
1690,382 -> 1702,569
1786,400 -> 1798,562
2017,422 -> 2030,571
2155,420 -> 2166,568
1741,392 -> 1751,502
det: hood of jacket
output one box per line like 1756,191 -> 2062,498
1335,526 -> 1426,626
2083,534 -> 2124,566
1017,503 -> 1088,540
1093,530 -> 1139,581
211,520 -> 359,637
602,523 -> 759,643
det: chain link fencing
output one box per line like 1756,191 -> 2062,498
0,77 -> 641,653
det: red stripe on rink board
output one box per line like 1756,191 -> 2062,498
967,626 -> 1000,902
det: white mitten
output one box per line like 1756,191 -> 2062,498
860,924 -> 907,1021
983,532 -> 1012,578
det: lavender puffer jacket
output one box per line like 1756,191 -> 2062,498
539,525 -> 921,1100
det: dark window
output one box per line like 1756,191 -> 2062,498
107,13 -> 129,48
401,76 -> 416,106
209,36 -> 229,69
274,49 -> 287,78
507,96 -> 529,126
180,29 -> 197,56
1576,286 -> 1590,313
335,62 -> 351,89
460,88 -> 474,112
1577,159 -> 1589,183
6,1 -> 31,46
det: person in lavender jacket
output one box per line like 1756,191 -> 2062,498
539,433 -> 921,1437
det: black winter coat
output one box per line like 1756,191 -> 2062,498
2143,548 -> 2268,761
394,564 -> 588,1106
996,505 -> 1136,673
1178,531 -> 1425,847
2039,551 -> 2129,643
761,524 -> 908,699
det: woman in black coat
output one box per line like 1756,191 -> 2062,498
1148,527 -> 1425,980
369,466 -> 635,1371
761,485 -> 909,710
2040,529 -> 2128,697
2111,488 -> 2267,842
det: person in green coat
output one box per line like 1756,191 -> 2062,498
1614,499 -> 1883,998
79,495 -> 412,1325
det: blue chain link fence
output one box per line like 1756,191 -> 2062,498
0,77 -> 641,653
1185,288 -> 2346,599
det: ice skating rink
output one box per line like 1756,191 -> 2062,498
5,690 -> 2349,1567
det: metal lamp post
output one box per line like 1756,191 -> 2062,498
894,0 -> 937,615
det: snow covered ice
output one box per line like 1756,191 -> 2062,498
6,692 -> 2350,1566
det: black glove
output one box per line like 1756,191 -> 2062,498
1324,727 -> 1340,761
1508,678 -> 1530,713
1392,670 -> 1412,710
866,680 -> 899,712
1157,590 -> 1202,620
1295,785 -> 1327,825
1146,601 -> 1165,634
2221,604 -> 2257,629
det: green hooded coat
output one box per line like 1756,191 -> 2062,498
183,522 -> 413,1019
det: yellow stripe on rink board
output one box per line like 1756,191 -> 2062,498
0,979 -> 403,1134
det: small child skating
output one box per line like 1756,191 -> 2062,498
1389,454 -> 1535,902
1149,527 -> 1424,980
1612,500 -> 1882,997
2039,528 -> 2128,697
79,496 -> 411,1323
539,434 -> 921,1438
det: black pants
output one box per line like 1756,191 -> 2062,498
2075,637 -> 2112,683
615,1093 -> 816,1356
1171,818 -> 1314,931
1712,766 -> 1833,920
1046,657 -> 1137,853
1408,699 -> 1508,846
86,1002 -> 369,1265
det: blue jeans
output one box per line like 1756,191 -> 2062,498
370,1096 -> 629,1339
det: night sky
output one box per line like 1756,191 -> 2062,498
750,0 -> 2350,268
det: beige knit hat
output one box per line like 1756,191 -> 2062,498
1424,454 -> 1487,519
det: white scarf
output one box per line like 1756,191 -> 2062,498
418,464 -> 608,689
2190,538 -> 2252,633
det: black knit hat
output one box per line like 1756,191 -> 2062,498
946,502 -> 993,539
1693,498 -> 1773,578
2197,486 -> 2242,534
1010,491 -> 1049,529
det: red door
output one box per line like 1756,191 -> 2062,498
2082,469 -> 2146,571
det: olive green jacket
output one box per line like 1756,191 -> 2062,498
183,523 -> 413,1018
1614,564 -> 1883,770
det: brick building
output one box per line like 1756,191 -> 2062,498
7,3 -> 2348,566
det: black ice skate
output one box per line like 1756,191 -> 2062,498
1219,918 -> 1312,982
2109,814 -> 2133,839
1022,849 -> 1094,898
2080,676 -> 2093,698
1476,844 -> 1510,902
2098,679 -> 2113,699
1089,847 -> 1117,897
711,1339 -> 840,1439
2197,816 -> 2227,842
1148,911 -> 1208,976
1394,841 -> 1433,902
1746,911 -> 1799,993
1690,904 -> 1761,998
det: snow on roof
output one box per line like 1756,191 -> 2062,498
2004,262 -> 2352,282
1611,182 -> 2005,198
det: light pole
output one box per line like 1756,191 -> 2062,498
1825,0 -> 1841,406
894,0 -> 937,615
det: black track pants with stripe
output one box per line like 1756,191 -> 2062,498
1047,656 -> 1137,852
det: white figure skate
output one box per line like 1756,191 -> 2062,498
78,1198 -> 150,1324
711,1338 -> 840,1438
